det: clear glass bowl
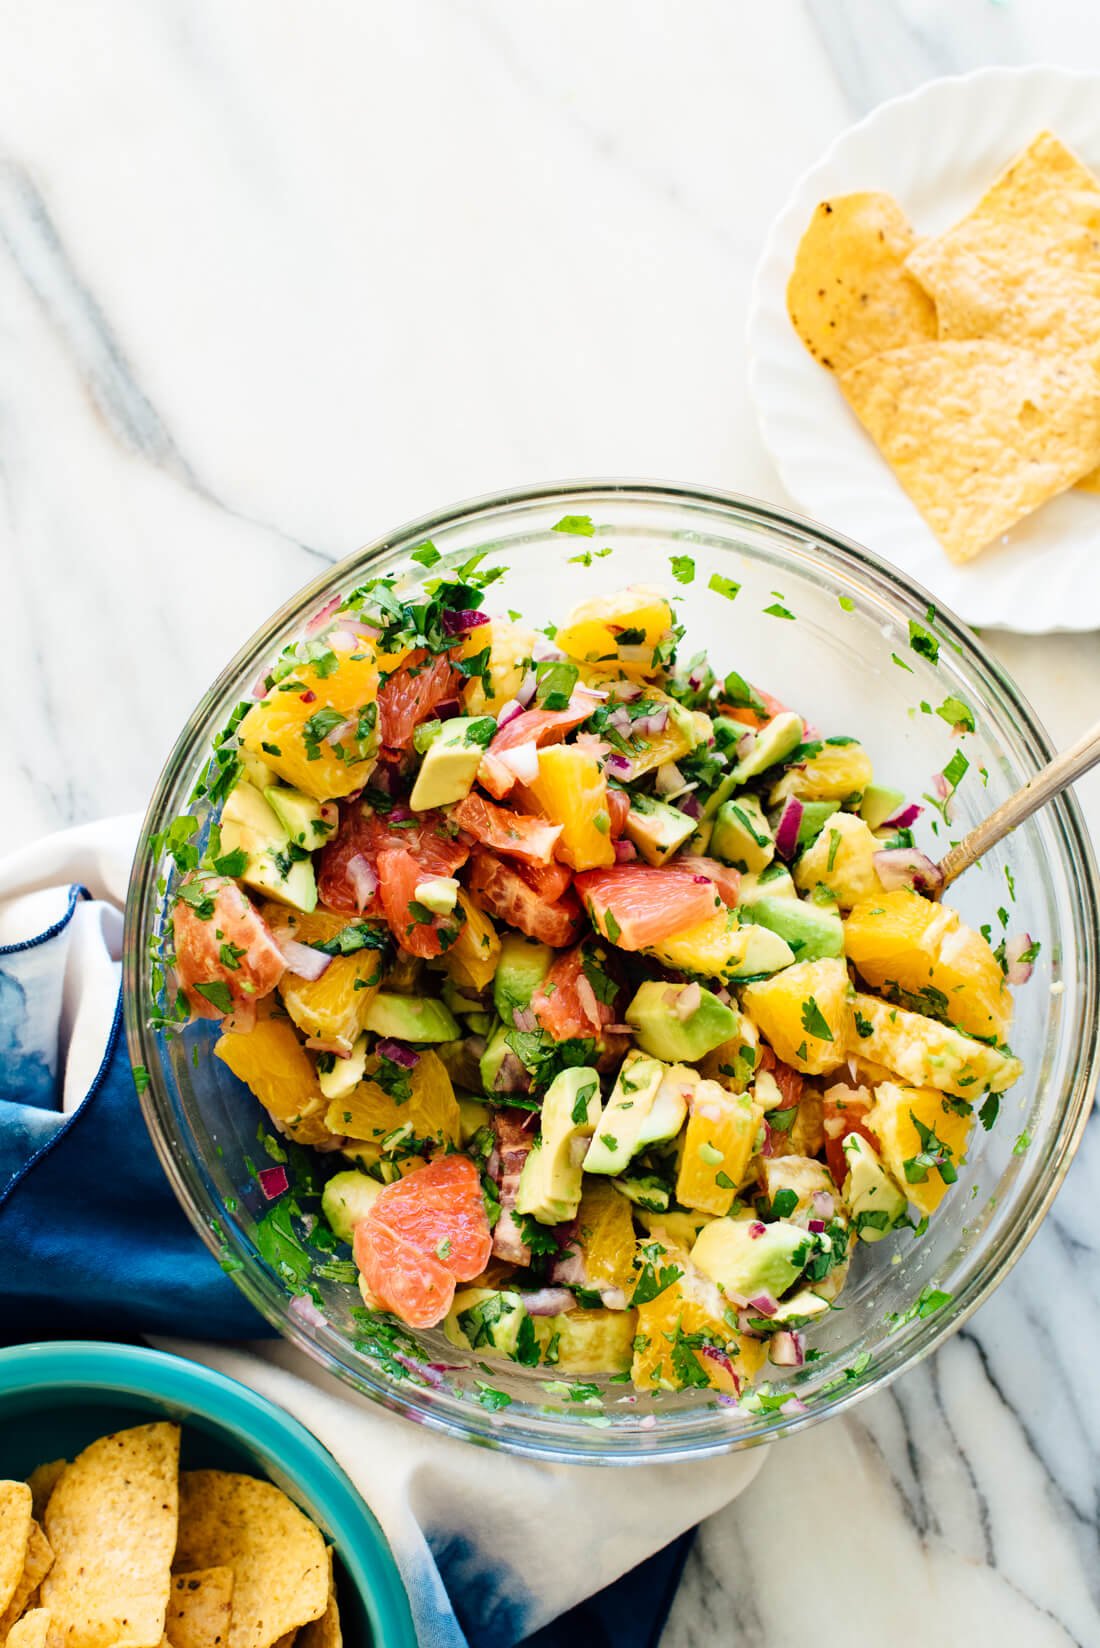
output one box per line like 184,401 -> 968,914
124,481 -> 1099,1464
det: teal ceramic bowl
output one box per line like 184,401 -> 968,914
0,1341 -> 416,1648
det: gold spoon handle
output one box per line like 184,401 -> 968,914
938,718 -> 1100,890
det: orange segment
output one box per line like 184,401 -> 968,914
525,746 -> 616,871
571,1180 -> 636,1296
770,741 -> 874,803
868,1081 -> 974,1214
631,1251 -> 768,1394
741,958 -> 852,1075
675,1083 -> 761,1214
326,1048 -> 461,1153
556,586 -> 676,677
214,1003 -> 332,1146
238,650 -> 380,800
262,904 -> 383,1053
845,889 -> 1012,1039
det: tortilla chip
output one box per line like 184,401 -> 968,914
0,1482 -> 33,1614
41,1422 -> 180,1648
906,132 -> 1100,350
164,1567 -> 234,1648
297,1549 -> 340,1648
175,1472 -> 327,1648
840,340 -> 1100,561
0,1521 -> 54,1637
787,192 -> 937,374
7,1608 -> 53,1648
26,1463 -> 66,1526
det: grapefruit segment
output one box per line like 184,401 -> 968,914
478,695 -> 594,798
377,846 -> 464,958
466,848 -> 583,947
353,1156 -> 493,1327
378,648 -> 464,751
451,793 -> 562,866
318,805 -> 468,914
574,864 -> 720,951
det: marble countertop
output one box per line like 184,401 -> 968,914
3,1 -> 1098,1641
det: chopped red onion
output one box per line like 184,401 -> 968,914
441,608 -> 489,634
376,1039 -> 420,1068
773,797 -> 804,861
497,741 -> 539,784
395,1353 -> 448,1389
511,1006 -> 538,1032
736,730 -> 756,759
932,771 -> 949,800
882,802 -> 924,830
328,629 -> 360,652
496,697 -> 526,728
873,847 -> 944,896
605,752 -> 632,778
325,716 -> 358,747
522,1288 -> 575,1316
299,689 -> 317,704
434,697 -> 462,721
808,1218 -> 826,1234
289,1293 -> 328,1329
679,793 -> 703,820
769,1331 -> 805,1368
654,762 -> 684,796
532,636 -> 565,663
258,1165 -> 289,1200
306,595 -> 341,635
388,804 -> 413,823
748,1222 -> 766,1240
574,682 -> 609,701
275,936 -> 333,981
575,973 -> 602,1029
494,1051 -> 532,1092
674,983 -> 703,1021
345,854 -> 379,912
812,1189 -> 835,1220
614,838 -> 637,863
748,1292 -> 778,1318
700,1344 -> 741,1391
516,669 -> 538,707
714,987 -> 732,1006
1004,932 -> 1036,985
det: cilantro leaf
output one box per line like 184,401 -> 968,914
670,554 -> 696,585
708,573 -> 741,602
552,514 -> 595,537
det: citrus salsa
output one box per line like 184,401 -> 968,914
158,550 -> 1028,1401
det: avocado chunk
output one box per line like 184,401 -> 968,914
322,1169 -> 384,1243
793,799 -> 841,849
457,1094 -> 491,1142
636,1206 -> 715,1247
612,1173 -> 671,1212
515,1066 -> 602,1224
414,875 -> 460,916
704,711 -> 805,816
710,795 -> 775,874
479,1020 -> 530,1094
691,1216 -> 808,1302
859,784 -> 906,831
684,818 -> 714,856
625,980 -> 739,1062
442,979 -> 488,1019
738,865 -> 796,904
364,992 -> 460,1043
409,716 -> 497,811
742,895 -> 844,962
445,1288 -> 530,1359
727,923 -> 796,978
583,1052 -> 691,1176
264,785 -> 330,851
842,1132 -> 907,1242
220,780 -> 317,912
761,1155 -> 838,1221
768,1287 -> 832,1327
624,794 -> 697,866
493,933 -> 553,1022
318,1035 -> 368,1102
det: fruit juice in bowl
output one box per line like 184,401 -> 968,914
126,481 -> 1098,1464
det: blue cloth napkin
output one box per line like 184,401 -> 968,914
0,824 -> 766,1647
0,885 -> 270,1341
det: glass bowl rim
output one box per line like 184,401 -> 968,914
124,476 -> 1100,1465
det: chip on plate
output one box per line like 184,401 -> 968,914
175,1472 -> 327,1648
165,1566 -> 235,1648
7,1608 -> 53,1648
787,191 -> 937,374
840,340 -> 1100,561
26,1461 -> 66,1526
0,1520 -> 54,1637
41,1421 -> 180,1648
905,131 -> 1100,491
0,1481 -> 33,1614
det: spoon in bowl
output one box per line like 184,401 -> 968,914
937,717 -> 1100,890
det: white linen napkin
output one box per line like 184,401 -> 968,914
0,818 -> 767,1648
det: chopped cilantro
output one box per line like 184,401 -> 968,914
908,619 -> 939,663
670,554 -> 696,584
131,1064 -> 150,1095
552,514 -> 595,537
193,980 -> 233,1014
800,996 -> 833,1042
1013,1130 -> 1031,1155
978,1093 -> 1000,1131
409,540 -> 442,567
763,602 -> 795,620
632,1242 -> 683,1305
838,594 -> 855,612
936,695 -> 975,734
708,573 -> 741,602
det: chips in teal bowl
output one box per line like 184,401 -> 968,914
0,1340 -> 415,1646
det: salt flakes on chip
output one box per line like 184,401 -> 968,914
0,1481 -> 33,1615
41,1422 -> 179,1648
164,1566 -> 234,1648
175,1472 -> 328,1648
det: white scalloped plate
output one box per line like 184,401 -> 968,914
748,65 -> 1100,633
